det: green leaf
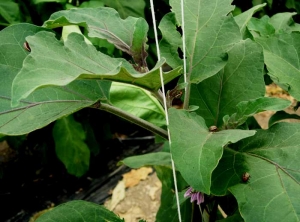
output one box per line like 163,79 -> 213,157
169,108 -> 256,194
225,97 -> 291,128
33,0 -> 67,4
110,82 -> 166,127
0,0 -> 20,24
170,0 -> 241,83
155,166 -> 192,222
190,39 -> 265,127
11,31 -> 182,106
53,115 -> 90,177
120,152 -> 171,168
248,16 -> 275,37
269,12 -> 300,33
212,123 -> 300,222
36,200 -> 124,222
79,0 -> 104,8
159,12 -> 182,69
234,3 -> 266,38
268,110 -> 300,127
0,24 -> 110,135
103,0 -> 145,18
43,7 -> 148,67
255,32 -> 300,101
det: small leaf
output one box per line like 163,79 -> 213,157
159,12 -> 182,69
36,200 -> 124,222
11,31 -> 182,106
247,16 -> 275,37
255,32 -> 300,101
170,0 -> 242,83
53,115 -> 90,177
110,82 -> 166,127
269,12 -> 300,33
234,3 -> 266,38
169,108 -> 255,194
212,123 -> 300,222
225,97 -> 291,128
120,152 -> 172,168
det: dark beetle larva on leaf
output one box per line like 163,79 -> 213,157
242,172 -> 250,182
209,126 -> 218,132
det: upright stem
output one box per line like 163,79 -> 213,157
183,80 -> 191,110
96,102 -> 169,140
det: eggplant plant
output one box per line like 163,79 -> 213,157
0,0 -> 299,221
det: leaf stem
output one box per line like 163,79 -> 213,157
96,102 -> 168,140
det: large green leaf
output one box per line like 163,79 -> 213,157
190,39 -> 265,127
169,0 -> 241,83
103,0 -> 145,19
224,97 -> 291,128
0,24 -> 110,135
53,115 -> 90,177
110,82 -> 166,127
211,123 -> 300,222
11,31 -> 182,106
36,200 -> 124,222
169,108 -> 255,194
255,33 -> 300,101
43,7 -> 148,68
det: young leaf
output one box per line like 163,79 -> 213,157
225,97 -> 291,128
247,16 -> 275,37
43,7 -> 148,68
234,3 -> 266,37
255,32 -> 300,101
269,12 -> 300,33
11,31 -> 182,106
36,200 -> 124,222
212,123 -> 300,222
53,115 -> 90,177
169,0 -> 241,83
159,12 -> 182,69
0,24 -> 110,135
190,39 -> 265,127
110,82 -> 166,127
168,108 -> 255,194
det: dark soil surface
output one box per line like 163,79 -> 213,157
0,112 -> 162,222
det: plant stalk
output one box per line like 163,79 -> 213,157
183,80 -> 191,110
96,102 -> 168,140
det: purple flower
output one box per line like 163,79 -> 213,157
184,187 -> 204,205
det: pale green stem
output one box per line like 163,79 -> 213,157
183,80 -> 191,110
